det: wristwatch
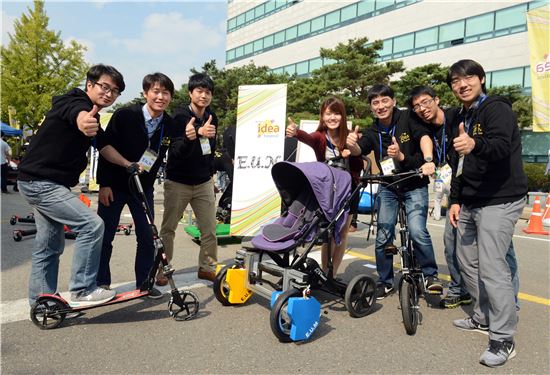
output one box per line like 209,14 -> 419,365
424,156 -> 433,163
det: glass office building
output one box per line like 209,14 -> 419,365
225,0 -> 548,91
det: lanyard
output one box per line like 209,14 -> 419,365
143,120 -> 164,154
325,133 -> 338,158
377,122 -> 396,161
433,118 -> 446,166
463,94 -> 487,133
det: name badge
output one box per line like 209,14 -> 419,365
200,137 -> 211,155
380,157 -> 396,176
139,148 -> 158,173
439,163 -> 452,186
456,155 -> 464,177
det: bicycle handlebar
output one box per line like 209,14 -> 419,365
360,169 -> 423,185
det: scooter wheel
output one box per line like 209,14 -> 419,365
213,263 -> 235,306
30,297 -> 70,330
270,287 -> 302,342
10,216 -> 17,225
124,227 -> 131,236
345,274 -> 377,318
13,231 -> 22,242
168,290 -> 200,321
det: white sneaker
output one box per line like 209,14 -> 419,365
69,287 -> 116,308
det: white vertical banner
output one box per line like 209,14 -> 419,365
231,84 -> 287,236
295,120 -> 319,163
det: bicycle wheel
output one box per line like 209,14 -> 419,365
344,274 -> 376,318
213,263 -> 235,306
400,278 -> 419,335
270,288 -> 301,342
30,297 -> 69,330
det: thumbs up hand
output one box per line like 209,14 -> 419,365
453,122 -> 475,155
76,105 -> 100,137
199,115 -> 216,138
185,117 -> 197,140
286,117 -> 297,138
387,136 -> 401,159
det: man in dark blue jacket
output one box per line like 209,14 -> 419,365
96,73 -> 176,296
447,60 -> 527,368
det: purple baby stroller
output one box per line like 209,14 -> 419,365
213,160 -> 376,342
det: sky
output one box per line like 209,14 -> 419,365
1,0 -> 228,103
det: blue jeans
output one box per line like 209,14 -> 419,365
96,187 -> 154,289
444,214 -> 520,309
375,185 -> 438,286
18,180 -> 104,305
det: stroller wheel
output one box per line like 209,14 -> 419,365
10,216 -> 17,225
345,275 -> 376,318
270,288 -> 301,342
213,263 -> 235,306
30,297 -> 70,330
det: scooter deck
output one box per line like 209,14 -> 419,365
71,289 -> 151,311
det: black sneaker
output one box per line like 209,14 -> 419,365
479,340 -> 516,367
439,293 -> 472,309
147,287 -> 163,299
425,276 -> 443,294
376,283 -> 395,300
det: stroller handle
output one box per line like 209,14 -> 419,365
360,169 -> 422,185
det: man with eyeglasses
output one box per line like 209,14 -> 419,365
95,73 -> 177,296
446,59 -> 527,367
18,64 -> 125,308
347,84 -> 443,300
408,85 -> 520,313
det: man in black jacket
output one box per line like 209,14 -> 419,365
17,64 -> 124,307
159,73 -> 218,282
447,60 -> 527,368
347,84 -> 442,300
96,73 -> 176,295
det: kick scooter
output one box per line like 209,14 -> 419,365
29,164 -> 200,329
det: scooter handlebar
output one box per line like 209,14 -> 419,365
360,169 -> 422,184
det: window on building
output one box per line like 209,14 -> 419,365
236,13 -> 245,27
245,9 -> 255,22
228,18 -> 236,31
325,10 -> 340,28
495,4 -> 527,31
415,27 -> 438,49
253,39 -> 263,52
244,42 -> 253,55
393,33 -> 414,56
265,1 -> 276,13
491,67 -> 524,87
273,67 -> 284,75
376,0 -> 396,12
255,4 -> 265,18
439,20 -> 464,44
286,25 -> 298,41
524,66 -> 531,88
274,30 -> 285,45
284,64 -> 296,75
296,61 -> 309,75
465,13 -> 494,41
298,21 -> 311,37
226,49 -> 235,62
379,39 -> 393,56
341,3 -> 357,22
310,57 -> 323,72
357,0 -> 375,16
263,34 -> 274,49
235,46 -> 244,59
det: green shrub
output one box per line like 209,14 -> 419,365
524,163 -> 550,192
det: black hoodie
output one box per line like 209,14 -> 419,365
165,105 -> 218,185
18,88 -> 104,188
449,96 -> 527,208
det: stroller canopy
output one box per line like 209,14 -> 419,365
271,161 -> 351,241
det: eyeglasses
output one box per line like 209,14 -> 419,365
93,82 -> 121,96
412,98 -> 435,112
450,75 -> 477,87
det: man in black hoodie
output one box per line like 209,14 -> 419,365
159,73 -> 218,282
95,73 -> 176,294
18,64 -> 124,308
447,60 -> 527,368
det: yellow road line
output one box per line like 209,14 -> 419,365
346,249 -> 550,307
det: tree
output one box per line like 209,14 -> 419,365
392,63 -> 459,108
487,85 -> 532,129
1,0 -> 88,131
312,37 -> 404,120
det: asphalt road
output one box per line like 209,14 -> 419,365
1,185 -> 549,374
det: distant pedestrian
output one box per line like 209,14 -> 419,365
1,132 -> 12,193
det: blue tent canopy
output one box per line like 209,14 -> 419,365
1,122 -> 23,137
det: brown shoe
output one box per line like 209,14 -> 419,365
155,274 -> 168,286
197,269 -> 216,282
348,225 -> 357,232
